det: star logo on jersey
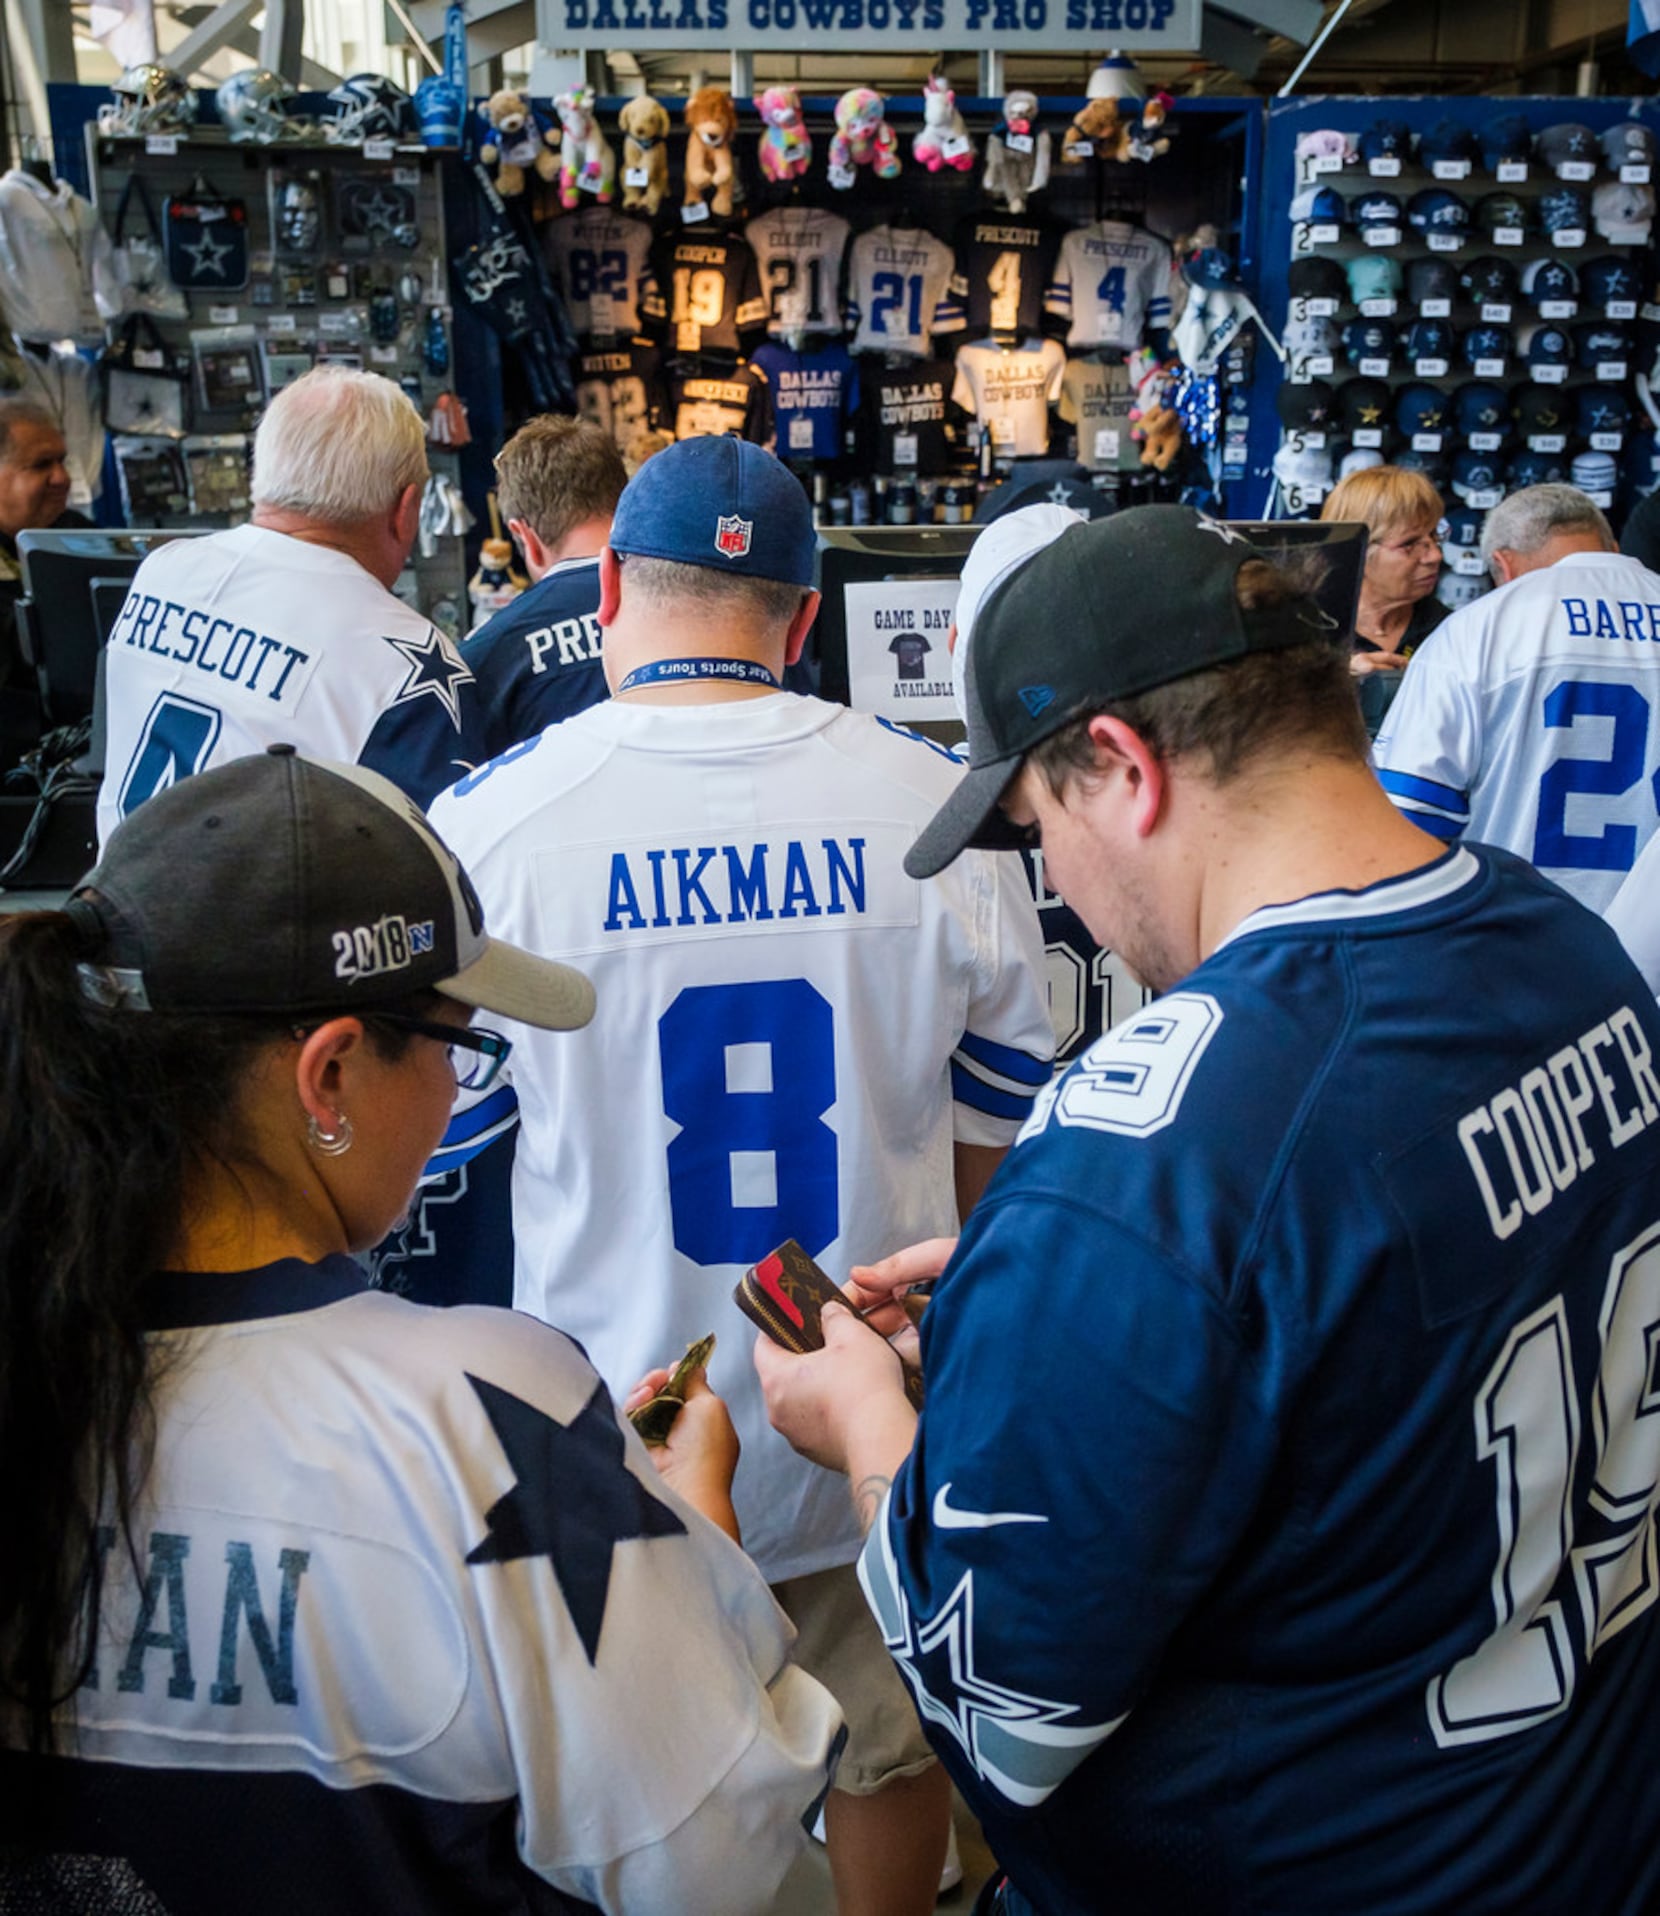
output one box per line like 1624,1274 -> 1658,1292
182,227 -> 232,279
714,513 -> 753,559
505,295 -> 528,328
465,1373 -> 685,1665
384,626 -> 473,729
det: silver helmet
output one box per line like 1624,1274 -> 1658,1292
98,64 -> 198,137
217,67 -> 303,143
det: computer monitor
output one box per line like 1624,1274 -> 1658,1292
1226,519 -> 1370,645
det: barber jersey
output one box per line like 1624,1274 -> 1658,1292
544,205 -> 656,338
1045,220 -> 1175,350
745,205 -> 851,338
847,225 -> 965,356
949,212 -> 1062,338
574,337 -> 665,457
462,554 -> 607,761
751,341 -> 858,461
1057,356 -> 1141,472
96,524 -> 480,847
1375,550 -> 1660,909
858,356 -> 958,474
950,337 -> 1066,458
667,361 -> 773,443
642,230 -> 768,355
429,697 -> 1054,1582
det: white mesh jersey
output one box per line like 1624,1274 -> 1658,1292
96,524 -> 481,848
1044,220 -> 1175,350
744,205 -> 852,337
544,205 -> 656,338
950,336 -> 1066,458
429,695 -> 1054,1583
845,224 -> 965,356
1375,550 -> 1660,910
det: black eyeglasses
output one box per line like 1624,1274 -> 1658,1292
366,1014 -> 513,1092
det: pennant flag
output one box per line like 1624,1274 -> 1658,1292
1631,0 -> 1660,76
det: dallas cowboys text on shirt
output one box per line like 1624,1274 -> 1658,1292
605,836 -> 867,930
110,590 -> 309,701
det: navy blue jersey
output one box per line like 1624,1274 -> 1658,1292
861,845 -> 1660,1914
750,341 -> 858,463
460,555 -> 607,762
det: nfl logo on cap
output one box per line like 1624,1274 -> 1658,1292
715,513 -> 753,560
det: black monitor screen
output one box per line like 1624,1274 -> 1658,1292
1226,520 -> 1370,644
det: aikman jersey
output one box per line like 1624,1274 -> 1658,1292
950,337 -> 1066,459
462,553 -> 607,761
1374,549 -> 1660,909
544,205 -> 656,339
96,524 -> 480,849
846,225 -> 966,357
860,847 -> 1660,1914
948,212 -> 1062,338
573,336 -> 665,459
667,361 -> 773,443
751,340 -> 858,462
1044,220 -> 1175,350
745,205 -> 852,338
0,1259 -> 843,1913
429,697 -> 1054,1582
857,356 -> 959,475
1057,356 -> 1141,472
642,230 -> 768,356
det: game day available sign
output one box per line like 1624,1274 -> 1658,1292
538,0 -> 1198,50
845,578 -> 961,723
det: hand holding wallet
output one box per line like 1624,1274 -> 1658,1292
735,1239 -> 924,1409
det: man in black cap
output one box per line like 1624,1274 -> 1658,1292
757,503 -> 1660,1916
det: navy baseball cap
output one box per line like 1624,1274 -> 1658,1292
1443,504 -> 1484,548
1359,119 -> 1412,162
1289,256 -> 1347,303
1525,324 -> 1574,369
1576,385 -> 1631,435
1407,258 -> 1459,307
1418,119 -> 1480,168
1522,257 -> 1579,306
610,435 -> 816,589
1514,384 -> 1569,436
1602,122 -> 1657,168
1337,376 -> 1392,433
1538,185 -> 1591,234
1481,113 -> 1533,169
1351,189 -> 1404,232
1405,317 -> 1455,362
1580,255 -> 1640,308
1451,448 -> 1502,498
1474,190 -> 1532,234
1453,381 -> 1510,436
1408,188 -> 1472,236
1536,122 -> 1598,170
1509,449 -> 1567,487
1462,255 -> 1519,305
1463,324 -> 1513,366
1341,318 -> 1396,366
1394,448 -> 1450,489
1573,319 -> 1631,364
1395,382 -> 1448,435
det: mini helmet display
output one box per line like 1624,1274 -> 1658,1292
98,63 -> 197,137
325,73 -> 418,144
217,67 -> 303,143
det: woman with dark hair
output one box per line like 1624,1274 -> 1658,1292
0,747 -> 841,1914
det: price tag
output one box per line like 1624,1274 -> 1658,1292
588,291 -> 615,333
892,431 -> 918,467
1307,297 -> 1339,317
1415,357 -> 1449,377
1427,232 -> 1464,253
789,415 -> 815,451
145,133 -> 179,155
1307,355 -> 1335,376
133,347 -> 165,370
1353,427 -> 1383,448
1433,159 -> 1472,180
1069,139 -> 1094,159
1494,227 -> 1525,246
1362,226 -> 1402,247
1369,156 -> 1402,177
1468,487 -> 1504,508
989,415 -> 1015,445
1529,433 -> 1567,452
391,164 -> 421,186
1598,361 -> 1629,381
1481,302 -> 1513,323
206,303 -> 240,325
1006,132 -> 1034,154
1623,162 -> 1652,184
828,162 -> 856,190
363,138 -> 395,160
1313,154 -> 1343,174
1587,488 -> 1615,507
1643,302 -> 1660,323
1412,431 -> 1443,451
1309,223 -> 1342,245
1559,160 -> 1595,182
1609,299 -> 1639,320
941,134 -> 972,160
267,313 -> 297,335
625,166 -> 650,188
1469,432 -> 1503,452
680,200 -> 710,223
1359,356 -> 1391,377
1539,299 -> 1575,320
1555,228 -> 1587,248
325,265 -> 350,299
1360,297 -> 1396,318
1299,429 -> 1328,449
1535,363 -> 1569,384
1497,160 -> 1529,183
1475,356 -> 1506,377
319,310 -> 354,336
1454,551 -> 1487,575
1093,427 -> 1120,462
369,344 -> 398,363
1420,297 -> 1452,318
1591,430 -> 1625,451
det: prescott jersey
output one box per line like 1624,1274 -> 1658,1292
666,361 -> 773,443
744,205 -> 851,339
861,846 -> 1660,1914
950,337 -> 1066,458
642,229 -> 768,356
858,356 -> 959,475
573,336 -> 665,459
846,225 -> 965,357
948,212 -> 1062,338
0,1259 -> 842,1913
1044,220 -> 1175,350
96,524 -> 479,848
751,340 -> 859,462
429,696 -> 1053,1583
1374,549 -> 1660,909
544,205 -> 656,338
1057,356 -> 1141,472
461,553 -> 607,762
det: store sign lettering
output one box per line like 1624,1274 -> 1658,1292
539,0 -> 1197,48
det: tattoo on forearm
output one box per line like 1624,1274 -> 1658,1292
853,1473 -> 891,1534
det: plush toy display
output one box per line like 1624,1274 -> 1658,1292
478,89 -> 560,196
1125,93 -> 1174,163
829,87 -> 902,187
683,87 -> 740,217
553,86 -> 615,208
755,85 -> 812,183
1061,97 -> 1123,164
618,94 -> 670,214
913,73 -> 974,173
982,90 -> 1051,212
1127,348 -> 1183,470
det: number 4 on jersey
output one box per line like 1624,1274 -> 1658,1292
120,692 -> 222,817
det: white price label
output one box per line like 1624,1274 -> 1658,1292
989,415 -> 1015,445
1299,430 -> 1328,449
1555,228 -> 1587,248
1474,357 -> 1506,377
1369,156 -> 1402,178
1419,297 -> 1452,318
1481,303 -> 1513,323
1313,154 -> 1343,174
1609,300 -> 1639,320
1308,223 -> 1342,245
209,304 -> 238,325
133,348 -> 164,370
680,200 -> 710,223
1069,139 -> 1094,159
1534,363 -> 1569,384
1353,428 -> 1383,448
145,134 -> 179,155
1359,357 -> 1391,377
1468,488 -> 1504,509
1360,297 -> 1396,318
1362,227 -> 1402,247
788,415 -> 814,450
1427,232 -> 1464,253
363,138 -> 395,160
1454,552 -> 1487,575
1307,355 -> 1335,376
1587,489 -> 1615,507
1591,431 -> 1625,451
1495,227 -> 1525,246
1623,162 -> 1652,184
1598,361 -> 1629,381
1306,297 -> 1339,317
369,344 -> 398,363
941,134 -> 972,159
1416,357 -> 1449,377
1529,434 -> 1566,452
394,166 -> 422,186
319,311 -> 353,336
1006,132 -> 1034,154
1412,431 -> 1443,451
625,166 -> 650,188
1093,427 -> 1120,463
1497,160 -> 1528,183
267,314 -> 297,335
1559,160 -> 1595,182
828,163 -> 856,190
892,432 -> 918,467
589,293 -> 614,333
1538,300 -> 1575,320
1433,159 -> 1471,180
1469,433 -> 1503,452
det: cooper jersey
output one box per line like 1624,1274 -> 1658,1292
950,337 -> 1066,459
544,205 -> 656,339
1374,550 -> 1660,909
1057,356 -> 1141,472
948,212 -> 1062,338
846,226 -> 965,357
96,524 -> 480,849
744,205 -> 852,338
0,1260 -> 842,1914
666,362 -> 773,443
573,336 -> 665,459
857,356 -> 959,475
461,554 -> 607,761
429,697 -> 1054,1583
1044,220 -> 1175,350
751,341 -> 859,462
861,847 -> 1660,1914
642,230 -> 768,356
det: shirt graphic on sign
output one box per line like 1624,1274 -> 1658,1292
857,355 -> 959,475
751,341 -> 859,462
889,631 -> 930,678
1058,356 -> 1140,472
574,337 -> 665,458
546,207 -> 656,338
642,231 -> 768,355
949,212 -> 1062,338
846,226 -> 965,357
667,362 -> 773,443
1045,221 -> 1175,350
745,206 -> 851,338
951,337 -> 1066,458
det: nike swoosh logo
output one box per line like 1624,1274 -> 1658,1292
933,1484 -> 1047,1530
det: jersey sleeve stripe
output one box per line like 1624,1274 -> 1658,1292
1395,808 -> 1462,842
1376,768 -> 1469,812
426,1084 -> 520,1176
955,1029 -> 1053,1086
951,1058 -> 1042,1121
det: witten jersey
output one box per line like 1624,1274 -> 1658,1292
745,205 -> 851,338
751,340 -> 859,462
2,1258 -> 842,1913
861,847 -> 1660,1913
1044,220 -> 1175,350
544,205 -> 656,338
96,524 -> 479,848
573,336 -> 665,459
857,356 -> 959,475
1374,550 -> 1660,909
642,230 -> 768,355
1057,355 -> 1141,472
949,212 -> 1061,338
429,697 -> 1053,1582
950,336 -> 1065,458
667,361 -> 773,443
461,554 -> 607,762
846,225 -> 965,356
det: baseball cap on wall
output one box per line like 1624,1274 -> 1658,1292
1593,180 -> 1657,243
1289,256 -> 1348,303
903,507 -> 1331,878
1481,114 -> 1533,170
1535,122 -> 1599,170
1407,258 -> 1459,308
70,748 -> 597,1027
609,434 -> 817,588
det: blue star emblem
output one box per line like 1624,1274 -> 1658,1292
384,625 -> 473,728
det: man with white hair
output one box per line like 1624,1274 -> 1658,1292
1374,483 -> 1660,909
96,366 -> 479,846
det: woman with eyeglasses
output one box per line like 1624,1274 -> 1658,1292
1320,465 -> 1449,736
0,748 -> 841,1914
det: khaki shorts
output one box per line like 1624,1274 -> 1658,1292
772,1560 -> 938,1795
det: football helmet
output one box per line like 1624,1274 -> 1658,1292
98,64 -> 197,137
217,67 -> 303,143
325,73 -> 418,145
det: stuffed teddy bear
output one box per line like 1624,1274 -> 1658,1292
982,90 -> 1051,212
478,89 -> 560,197
1126,349 -> 1183,470
1061,97 -> 1122,164
618,95 -> 670,215
829,87 -> 901,187
553,87 -> 615,208
1125,93 -> 1174,163
683,86 -> 740,217
755,84 -> 812,183
913,73 -> 974,173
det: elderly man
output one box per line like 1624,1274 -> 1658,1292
1374,482 -> 1660,909
0,398 -> 86,762
96,365 -> 479,846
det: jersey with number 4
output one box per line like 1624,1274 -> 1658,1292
97,524 -> 479,849
862,845 -> 1660,1913
949,213 -> 1062,338
544,206 -> 656,338
846,225 -> 965,357
428,696 -> 1054,1583
1375,550 -> 1660,910
745,206 -> 851,338
1045,220 -> 1174,350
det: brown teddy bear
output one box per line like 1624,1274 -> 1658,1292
683,87 -> 740,218
479,88 -> 560,197
619,94 -> 670,216
1061,97 -> 1123,164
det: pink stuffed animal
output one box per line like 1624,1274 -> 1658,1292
755,84 -> 812,183
829,87 -> 900,186
913,73 -> 974,173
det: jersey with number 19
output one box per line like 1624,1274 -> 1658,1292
428,695 -> 1053,1583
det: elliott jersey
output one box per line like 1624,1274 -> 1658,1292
857,356 -> 959,475
950,336 -> 1066,459
573,336 -> 665,459
461,553 -> 608,761
744,205 -> 852,339
1057,355 -> 1141,472
96,524 -> 479,849
751,340 -> 859,462
666,361 -> 773,443
429,697 -> 1054,1584
948,212 -> 1062,338
544,205 -> 656,339
846,225 -> 965,357
1044,220 -> 1175,350
1374,549 -> 1660,909
642,230 -> 768,356
861,847 -> 1660,1914
0,1258 -> 843,1913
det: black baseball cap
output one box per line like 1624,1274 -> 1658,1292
1288,256 -> 1347,303
1407,258 -> 1459,306
69,748 -> 597,1026
1276,379 -> 1336,431
903,508 -> 1329,878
